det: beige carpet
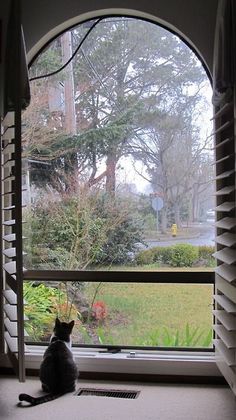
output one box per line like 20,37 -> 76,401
0,376 -> 236,420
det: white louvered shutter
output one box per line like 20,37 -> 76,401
0,0 -> 30,382
1,111 -> 28,382
212,92 -> 236,395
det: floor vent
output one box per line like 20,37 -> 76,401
76,388 -> 140,399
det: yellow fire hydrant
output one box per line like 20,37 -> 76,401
171,223 -> 177,237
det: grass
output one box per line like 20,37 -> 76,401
83,282 -> 213,348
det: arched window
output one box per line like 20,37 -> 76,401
22,17 -> 214,350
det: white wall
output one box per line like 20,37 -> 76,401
0,0 -> 218,116
22,0 -> 217,73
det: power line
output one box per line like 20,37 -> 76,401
29,17 -> 104,82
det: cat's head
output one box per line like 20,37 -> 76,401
53,317 -> 75,342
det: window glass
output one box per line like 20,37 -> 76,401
22,17 -> 214,272
24,281 -> 213,348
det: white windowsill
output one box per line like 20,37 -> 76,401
25,346 -> 221,377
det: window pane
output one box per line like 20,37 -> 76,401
24,281 -> 213,348
22,17 -> 214,272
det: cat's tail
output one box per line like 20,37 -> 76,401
19,392 -> 62,406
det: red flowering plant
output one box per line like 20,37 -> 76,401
92,301 -> 107,321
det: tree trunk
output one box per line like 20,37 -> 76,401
174,202 -> 181,227
105,153 -> 117,194
61,31 -> 76,135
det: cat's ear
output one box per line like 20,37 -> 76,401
68,320 -> 75,330
55,317 -> 61,326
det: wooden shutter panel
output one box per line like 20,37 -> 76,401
211,0 -> 236,396
0,0 -> 30,382
1,112 -> 28,381
213,92 -> 236,395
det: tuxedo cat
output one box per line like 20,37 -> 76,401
19,318 -> 78,406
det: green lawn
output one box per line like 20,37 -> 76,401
83,282 -> 213,348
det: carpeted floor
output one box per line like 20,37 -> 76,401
0,376 -> 236,420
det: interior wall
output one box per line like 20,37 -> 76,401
22,0 -> 218,73
0,0 -> 218,117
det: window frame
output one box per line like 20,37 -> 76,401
21,14 -> 217,378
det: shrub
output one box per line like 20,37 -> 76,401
25,191 -> 145,269
198,245 -> 215,259
135,248 -> 155,265
198,245 -> 215,267
152,246 -> 172,264
169,243 -> 199,267
92,301 -> 108,321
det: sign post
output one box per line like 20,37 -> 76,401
151,196 -> 164,232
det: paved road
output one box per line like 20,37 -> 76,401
144,222 -> 215,249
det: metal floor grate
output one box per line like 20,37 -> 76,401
76,388 -> 140,399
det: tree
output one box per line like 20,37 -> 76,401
23,16 -> 212,239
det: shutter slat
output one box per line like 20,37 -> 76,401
214,294 -> 236,313
216,276 -> 236,303
4,319 -> 18,337
216,232 -> 236,246
2,159 -> 15,169
211,102 -> 232,119
4,304 -> 28,321
213,310 -> 236,331
4,304 -> 17,321
215,169 -> 235,180
213,155 -> 234,165
213,325 -> 236,348
213,248 -> 236,264
2,143 -> 15,155
3,262 -> 16,275
215,202 -> 235,212
4,319 -> 29,338
214,137 -> 232,149
3,289 -> 17,304
3,205 -> 15,211
3,289 -> 26,305
2,175 -> 15,183
3,219 -> 16,227
215,264 -> 236,283
211,120 -> 232,135
215,217 -> 236,229
215,353 -> 236,391
215,186 -> 235,195
2,112 -> 15,126
2,127 -> 15,141
3,248 -> 16,258
214,339 -> 236,367
4,331 -> 18,353
4,331 -> 27,353
3,234 -> 16,243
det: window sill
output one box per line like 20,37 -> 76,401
25,346 -> 220,378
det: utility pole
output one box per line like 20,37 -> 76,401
61,31 -> 77,135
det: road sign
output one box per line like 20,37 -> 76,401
151,197 -> 164,211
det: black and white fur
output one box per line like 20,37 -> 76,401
19,318 -> 78,406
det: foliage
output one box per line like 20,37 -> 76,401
25,189 -> 145,269
24,282 -> 79,340
198,245 -> 215,267
135,243 -> 216,267
139,324 -> 212,347
135,248 -> 156,265
169,243 -> 199,267
92,323 -> 212,348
